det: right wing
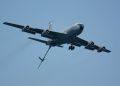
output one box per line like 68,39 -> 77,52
3,22 -> 66,39
3,22 -> 43,34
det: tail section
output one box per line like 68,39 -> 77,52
48,21 -> 53,31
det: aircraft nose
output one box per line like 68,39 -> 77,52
80,24 -> 84,30
77,24 -> 84,34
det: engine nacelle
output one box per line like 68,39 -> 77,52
85,41 -> 95,50
42,30 -> 50,35
89,41 -> 94,45
22,25 -> 35,34
22,25 -> 29,31
85,41 -> 94,47
41,30 -> 53,38
97,46 -> 106,52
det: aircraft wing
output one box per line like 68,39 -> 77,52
3,22 -> 44,34
3,22 -> 66,39
72,37 -> 111,53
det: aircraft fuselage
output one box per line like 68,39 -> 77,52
47,23 -> 84,46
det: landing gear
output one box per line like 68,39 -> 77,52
69,45 -> 75,50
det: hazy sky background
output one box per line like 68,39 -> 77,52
0,0 -> 120,86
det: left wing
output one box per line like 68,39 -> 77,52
3,22 -> 67,39
72,37 -> 111,53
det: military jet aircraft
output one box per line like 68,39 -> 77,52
3,22 -> 111,68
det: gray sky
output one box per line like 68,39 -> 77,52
0,0 -> 120,86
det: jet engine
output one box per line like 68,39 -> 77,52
97,46 -> 106,52
22,25 -> 35,34
85,41 -> 94,47
22,25 -> 29,31
85,41 -> 95,50
41,30 -> 53,39
89,41 -> 94,45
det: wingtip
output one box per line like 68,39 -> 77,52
3,22 -> 8,25
3,22 -> 6,24
28,37 -> 31,39
106,50 -> 111,53
28,37 -> 33,40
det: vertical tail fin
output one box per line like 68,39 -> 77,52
48,21 -> 53,31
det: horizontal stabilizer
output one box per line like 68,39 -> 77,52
28,37 -> 47,44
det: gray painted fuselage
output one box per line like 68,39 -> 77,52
47,23 -> 84,46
